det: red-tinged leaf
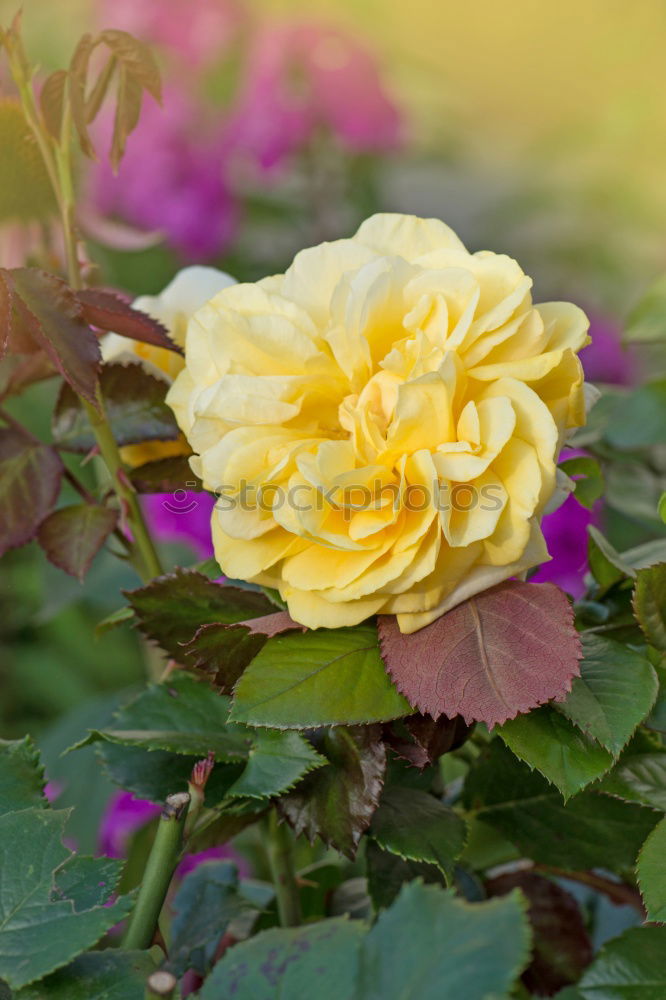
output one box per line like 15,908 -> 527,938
37,503 -> 118,581
242,611 -> 305,637
128,456 -> 202,493
99,30 -> 162,101
1,268 -> 101,405
0,353 -> 56,399
69,34 -> 98,158
85,53 -> 117,123
278,725 -> 386,858
110,63 -> 143,172
52,362 -> 179,452
378,581 -> 582,728
0,429 -> 62,557
76,288 -> 180,353
485,871 -> 593,996
39,69 -> 67,138
384,714 -> 471,770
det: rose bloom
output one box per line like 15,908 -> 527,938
167,214 -> 588,633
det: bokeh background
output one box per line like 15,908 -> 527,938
1,0 -> 665,881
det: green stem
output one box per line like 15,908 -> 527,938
266,809 -> 301,927
123,792 -> 190,951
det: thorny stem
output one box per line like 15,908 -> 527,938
4,32 -> 164,585
123,793 -> 190,951
266,809 -> 302,927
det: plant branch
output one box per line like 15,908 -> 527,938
265,809 -> 302,927
123,792 -> 190,951
533,864 -> 646,915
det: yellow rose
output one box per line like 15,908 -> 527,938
168,214 -> 589,632
102,266 -> 236,465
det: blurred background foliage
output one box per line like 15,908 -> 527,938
1,0 -> 665,864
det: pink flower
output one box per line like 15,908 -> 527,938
99,791 -> 161,858
97,0 -> 246,70
143,491 -> 216,559
580,312 -> 636,385
91,87 -> 238,260
227,21 -> 402,171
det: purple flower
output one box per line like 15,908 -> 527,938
580,311 -> 636,385
143,490 -> 216,559
533,493 -> 597,599
91,87 -> 238,260
227,21 -> 402,172
98,791 -> 161,858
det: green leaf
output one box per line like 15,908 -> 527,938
231,625 -> 410,728
556,925 -> 666,1000
637,816 -> 666,922
554,634 -> 658,755
365,841 -> 445,910
14,950 -> 155,1000
200,918 -> 365,1000
0,809 -> 132,989
182,622 -> 269,695
125,568 -> 274,661
499,705 -> 614,799
464,740 -> 659,871
604,379 -> 666,449
278,726 -> 386,858
633,563 -> 666,652
0,428 -> 62,557
129,455 -> 202,493
52,363 -> 179,453
598,751 -> 666,810
0,268 -> 101,405
39,70 -> 67,139
0,737 -> 45,816
52,855 -> 123,910
356,883 -> 530,1000
72,672 -> 250,761
226,730 -> 326,800
168,860 -> 248,977
587,526 -> 636,593
37,504 -> 118,581
368,785 -> 467,880
559,456 -> 604,510
94,604 -> 134,636
624,275 -> 666,343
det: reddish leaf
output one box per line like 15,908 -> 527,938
68,33 -> 97,158
485,871 -> 593,996
384,714 -> 472,770
0,352 -> 56,400
110,63 -> 143,172
0,268 -> 100,405
76,288 -> 180,353
0,428 -> 63,557
40,69 -> 67,139
242,611 -> 305,637
378,581 -> 581,728
99,30 -> 162,102
37,503 -> 118,581
128,456 -> 202,494
278,725 -> 386,858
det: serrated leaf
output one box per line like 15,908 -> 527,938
554,634 -> 658,755
383,714 -> 471,770
0,428 -> 62,557
0,808 -> 132,989
72,672 -> 250,761
110,63 -> 143,172
200,918 -> 365,1000
14,949 -> 155,1000
183,622 -> 269,694
556,925 -> 666,1000
40,70 -> 67,138
128,455 -> 202,493
68,34 -> 97,158
231,625 -> 410,729
1,269 -> 101,405
604,379 -> 666,450
379,581 -> 581,728
99,30 -> 162,101
52,855 -> 123,910
356,883 -> 530,1000
499,705 -> 614,799
485,871 -> 592,996
278,726 -> 386,858
464,739 -> 659,871
76,289 -> 179,354
95,604 -> 134,635
636,816 -> 666,922
587,525 -> 636,593
365,841 -> 445,910
368,785 -> 466,880
125,569 -> 274,661
226,730 -> 325,800
168,861 -> 248,977
633,563 -> 666,652
559,456 -> 604,510
597,751 -> 666,810
52,362 -> 179,453
37,504 -> 118,581
0,737 -> 46,816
